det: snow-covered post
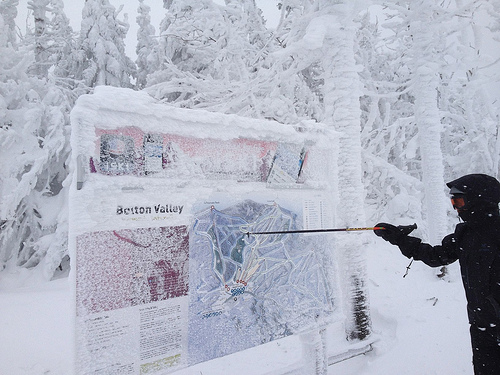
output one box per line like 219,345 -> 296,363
300,329 -> 327,374
410,1 -> 448,247
320,1 -> 371,341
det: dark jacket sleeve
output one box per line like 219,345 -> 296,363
395,232 -> 461,268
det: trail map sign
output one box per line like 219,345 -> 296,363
69,87 -> 338,375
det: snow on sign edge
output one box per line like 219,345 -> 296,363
70,87 -> 330,152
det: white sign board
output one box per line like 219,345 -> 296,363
69,87 -> 338,374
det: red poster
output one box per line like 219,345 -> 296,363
92,127 -> 279,182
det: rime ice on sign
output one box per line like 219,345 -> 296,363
75,227 -> 190,374
266,143 -> 307,185
92,127 -> 279,182
70,87 -> 337,375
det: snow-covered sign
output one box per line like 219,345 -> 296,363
69,87 -> 338,375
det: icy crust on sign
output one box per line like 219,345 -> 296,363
93,127 -> 279,182
70,86 -> 333,160
70,87 -> 334,190
75,226 -> 189,316
188,200 -> 334,365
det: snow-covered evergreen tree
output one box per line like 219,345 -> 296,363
135,0 -> 158,89
365,0 -> 499,242
24,0 -> 79,83
0,0 -> 18,48
356,7 -> 424,225
0,4 -> 70,279
146,0 -> 273,113
146,0 -> 227,101
217,0 -> 324,123
440,0 -> 500,179
224,0 -> 268,52
76,0 -> 136,88
47,0 -> 78,81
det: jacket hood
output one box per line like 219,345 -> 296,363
446,174 -> 500,205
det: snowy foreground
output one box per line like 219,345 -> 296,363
0,238 -> 473,375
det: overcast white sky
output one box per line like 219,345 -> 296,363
16,0 -> 281,59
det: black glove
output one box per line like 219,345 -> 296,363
374,222 -> 417,245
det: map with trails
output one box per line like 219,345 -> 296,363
188,199 -> 335,364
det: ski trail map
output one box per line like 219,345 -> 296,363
188,199 -> 334,365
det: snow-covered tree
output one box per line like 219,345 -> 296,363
27,0 -> 51,77
356,7 -> 424,225
364,0 -> 500,241
47,0 -> 78,81
224,0 -> 268,51
76,0 -> 136,88
484,1 -> 500,176
24,0 -> 78,83
0,5 -> 71,279
135,0 -> 158,89
242,0 -> 372,340
173,0 -> 323,122
317,0 -> 371,341
0,0 -> 18,49
440,0 -> 500,179
405,0 -> 449,246
146,0 -> 273,112
146,0 -> 227,101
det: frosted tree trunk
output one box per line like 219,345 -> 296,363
410,1 -> 448,247
30,0 -> 51,78
321,1 -> 371,341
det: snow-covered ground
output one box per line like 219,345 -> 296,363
0,236 -> 473,375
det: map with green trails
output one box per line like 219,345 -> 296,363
188,200 -> 335,365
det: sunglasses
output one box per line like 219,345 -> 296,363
451,195 -> 466,210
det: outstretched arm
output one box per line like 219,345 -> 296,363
374,223 -> 460,267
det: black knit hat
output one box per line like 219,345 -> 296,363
446,174 -> 500,206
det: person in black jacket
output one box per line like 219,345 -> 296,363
374,173 -> 500,375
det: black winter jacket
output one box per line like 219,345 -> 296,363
396,216 -> 500,329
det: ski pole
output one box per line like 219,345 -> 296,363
246,226 -> 385,236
